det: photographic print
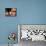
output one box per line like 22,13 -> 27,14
18,24 -> 46,41
18,24 -> 46,46
5,8 -> 17,17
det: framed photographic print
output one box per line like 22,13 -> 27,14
18,24 -> 46,41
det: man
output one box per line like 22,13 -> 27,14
9,8 -> 16,16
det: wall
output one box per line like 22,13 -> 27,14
0,0 -> 46,44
